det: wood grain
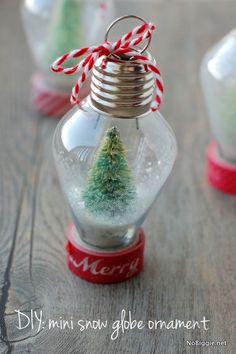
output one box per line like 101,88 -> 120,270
0,0 -> 235,353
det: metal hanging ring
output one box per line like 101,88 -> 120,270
105,15 -> 152,55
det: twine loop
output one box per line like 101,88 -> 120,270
50,21 -> 164,111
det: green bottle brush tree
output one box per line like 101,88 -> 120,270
43,0 -> 81,70
82,126 -> 136,217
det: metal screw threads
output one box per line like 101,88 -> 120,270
90,52 -> 155,118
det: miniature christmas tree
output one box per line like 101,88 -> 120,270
83,126 -> 136,217
42,0 -> 81,70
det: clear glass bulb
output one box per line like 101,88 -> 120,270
53,98 -> 177,249
201,29 -> 236,162
21,0 -> 115,91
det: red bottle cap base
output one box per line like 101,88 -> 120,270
206,140 -> 236,195
31,73 -> 89,117
31,73 -> 71,117
65,223 -> 145,283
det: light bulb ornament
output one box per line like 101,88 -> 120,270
21,0 -> 114,117
51,17 -> 164,111
201,29 -> 236,194
51,16 -> 177,283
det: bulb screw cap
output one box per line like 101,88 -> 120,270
206,140 -> 236,194
65,223 -> 145,283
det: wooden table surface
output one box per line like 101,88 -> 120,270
0,0 -> 236,353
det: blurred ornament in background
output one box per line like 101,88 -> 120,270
52,16 -> 177,283
21,0 -> 115,117
201,29 -> 236,194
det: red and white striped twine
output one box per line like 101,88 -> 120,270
50,22 -> 164,112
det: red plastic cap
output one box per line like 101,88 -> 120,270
65,223 -> 145,283
206,140 -> 236,195
31,73 -> 89,117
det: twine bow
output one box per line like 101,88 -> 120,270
50,22 -> 164,111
